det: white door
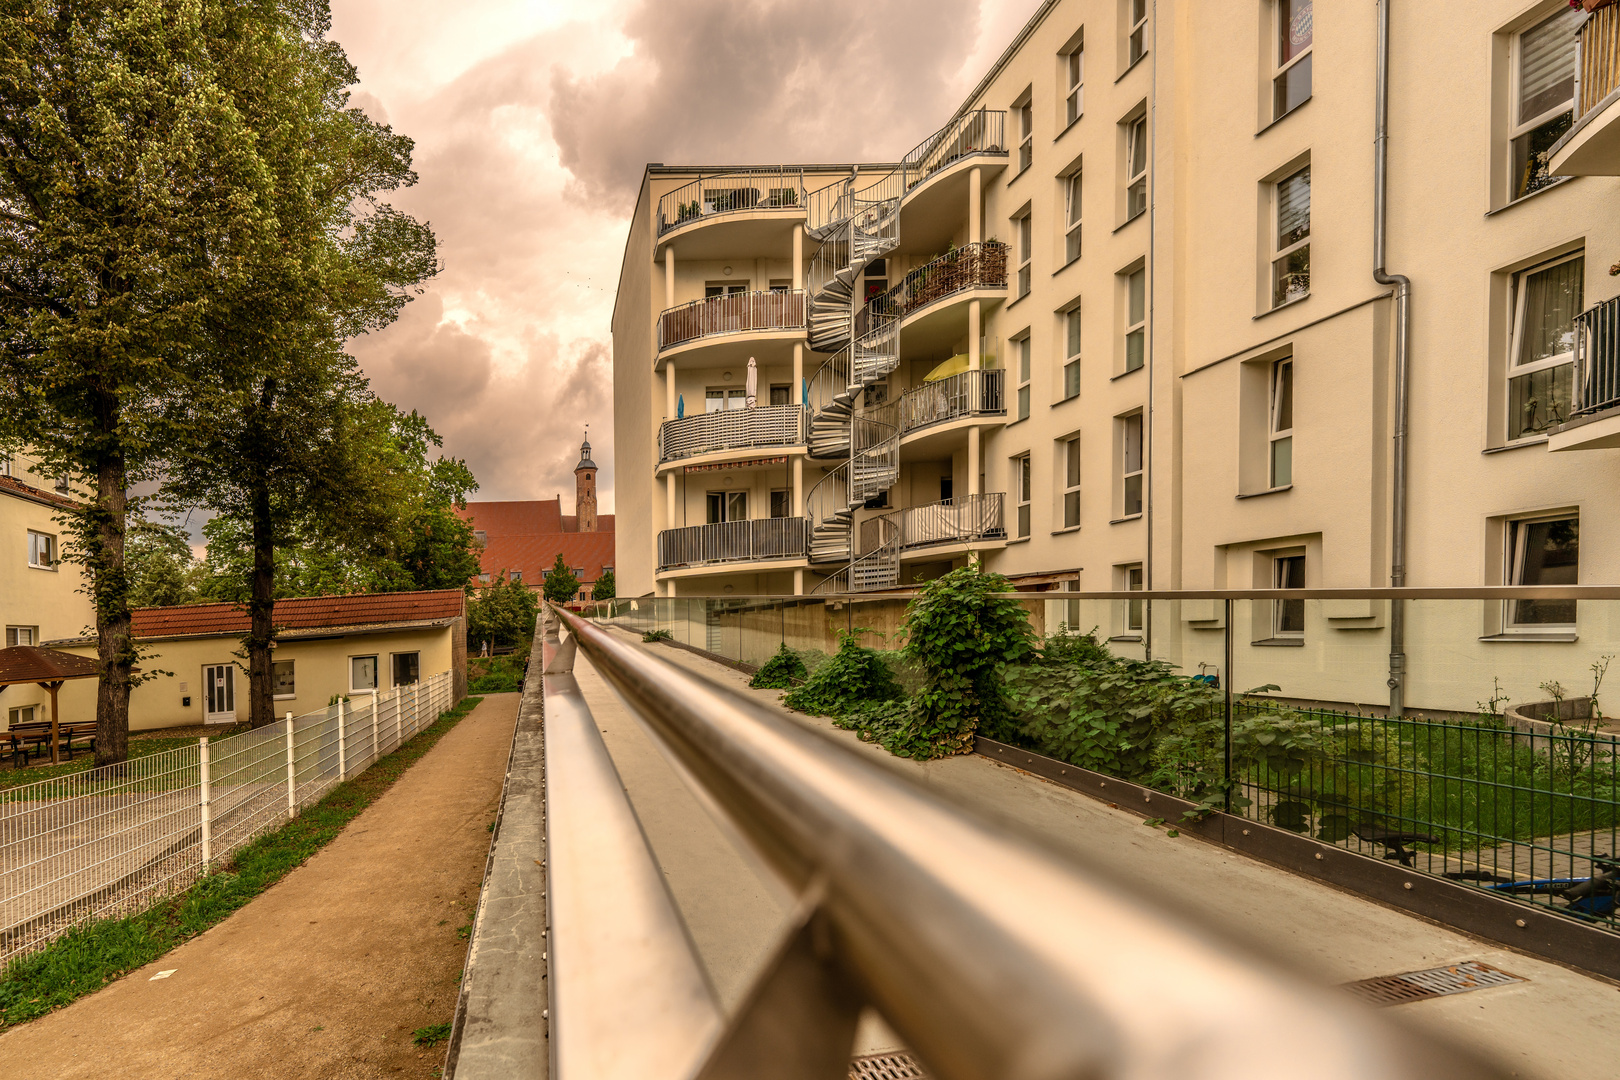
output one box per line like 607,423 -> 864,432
204,665 -> 236,724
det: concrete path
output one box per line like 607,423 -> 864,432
0,693 -> 518,1080
588,634 -> 1620,1079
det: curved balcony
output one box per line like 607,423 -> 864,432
657,290 -> 806,366
858,493 -> 1007,558
897,367 -> 1004,438
899,109 -> 1008,255
657,518 -> 809,573
655,168 -> 806,257
658,404 -> 807,468
885,242 -> 1007,322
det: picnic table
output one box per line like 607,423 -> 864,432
5,721 -> 96,768
0,646 -> 103,765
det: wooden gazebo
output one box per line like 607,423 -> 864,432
0,646 -> 100,764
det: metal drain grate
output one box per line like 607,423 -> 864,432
850,1051 -> 927,1079
1342,960 -> 1524,1007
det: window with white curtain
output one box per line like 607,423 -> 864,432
1272,165 -> 1310,307
1510,7 -> 1580,201
1508,253 -> 1582,440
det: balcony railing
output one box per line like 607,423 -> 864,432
903,108 -> 1007,191
1574,293 -> 1620,417
658,404 -> 806,463
875,240 -> 1007,320
893,368 -> 1005,436
859,492 -> 1006,555
657,289 -> 806,352
656,168 -> 805,237
1580,5 -> 1620,117
657,517 -> 809,571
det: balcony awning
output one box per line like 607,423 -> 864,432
923,354 -> 971,382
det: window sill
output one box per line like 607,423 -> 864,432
1110,364 -> 1144,381
1110,513 -> 1144,525
1236,484 -> 1292,500
1008,163 -> 1032,187
1054,113 -> 1082,141
1005,292 -> 1031,311
1006,535 -> 1031,545
1115,53 -> 1147,84
27,565 -> 58,572
1109,634 -> 1143,643
1485,176 -> 1574,217
1482,436 -> 1548,454
1253,293 -> 1310,321
1051,525 -> 1081,535
1113,210 -> 1146,234
1052,393 -> 1080,406
1005,416 -> 1030,428
1053,255 -> 1081,275
1479,632 -> 1579,643
1254,96 -> 1311,137
1251,637 -> 1305,647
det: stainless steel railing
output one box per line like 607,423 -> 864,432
896,368 -> 1005,435
656,168 -> 805,237
658,404 -> 806,463
657,289 -> 806,352
656,517 -> 808,571
539,603 -> 1502,1080
1573,293 -> 1620,417
858,492 -> 1006,555
903,107 -> 1007,190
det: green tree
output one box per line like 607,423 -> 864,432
543,554 -> 579,604
126,520 -> 201,610
467,575 -> 539,652
0,1 -> 285,763
592,568 -> 616,601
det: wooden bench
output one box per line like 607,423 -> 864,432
5,721 -> 97,768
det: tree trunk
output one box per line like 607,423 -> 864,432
92,437 -> 132,768
247,380 -> 278,728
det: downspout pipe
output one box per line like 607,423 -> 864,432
1374,0 -> 1412,717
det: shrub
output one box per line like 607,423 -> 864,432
750,643 -> 807,689
542,554 -> 579,604
782,629 -> 903,716
642,628 -> 673,643
592,568 -> 616,601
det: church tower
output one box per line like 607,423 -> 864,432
574,433 -> 598,533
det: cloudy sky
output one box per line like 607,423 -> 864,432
328,0 -> 1040,513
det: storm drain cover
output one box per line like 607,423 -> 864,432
850,1051 -> 927,1079
1341,960 -> 1524,1007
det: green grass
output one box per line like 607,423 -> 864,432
414,1022 -> 452,1047
467,653 -> 526,694
0,696 -> 485,1032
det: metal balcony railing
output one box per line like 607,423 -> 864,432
1574,293 -> 1620,417
1579,4 -> 1620,117
655,168 -> 805,237
657,517 -> 808,571
903,107 -> 1007,191
657,290 -> 806,352
858,492 -> 1006,555
658,404 -> 807,463
897,368 -> 1005,435
876,241 -> 1007,320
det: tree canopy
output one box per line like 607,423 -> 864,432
543,554 -> 580,604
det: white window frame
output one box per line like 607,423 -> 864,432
1125,115 -> 1147,220
1061,437 -> 1082,529
350,654 -> 380,694
1124,267 -> 1145,372
1271,164 -> 1310,308
1272,553 -> 1307,639
1269,358 -> 1294,488
1123,564 -> 1144,633
1505,512 -> 1579,631
707,490 -> 748,523
1015,453 -> 1032,538
1016,212 -> 1033,297
8,705 -> 37,728
1508,7 -> 1580,203
53,474 -> 67,494
272,659 -> 296,700
1507,251 -> 1583,441
1063,307 -> 1082,400
1063,169 -> 1083,264
1272,0 -> 1313,120
1127,0 -> 1148,65
5,626 -> 38,647
1016,333 -> 1032,420
27,530 -> 55,570
1121,411 -> 1144,517
1017,97 -> 1034,172
1065,40 -> 1085,126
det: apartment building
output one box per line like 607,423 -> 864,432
612,0 -> 1620,709
0,451 -> 97,730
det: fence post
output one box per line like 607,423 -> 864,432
338,697 -> 348,781
285,713 -> 297,819
1222,599 -> 1234,813
372,689 -> 381,767
199,737 -> 213,871
402,682 -> 411,747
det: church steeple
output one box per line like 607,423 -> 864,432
574,430 -> 598,533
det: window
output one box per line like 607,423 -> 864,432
5,626 -> 37,647
1061,579 -> 1082,629
1063,170 -> 1083,264
1121,412 -> 1143,516
1124,267 -> 1145,372
1064,40 -> 1085,126
1126,0 -> 1147,65
1062,437 -> 1082,528
707,491 -> 748,523
53,474 -> 67,494
770,489 -> 792,518
1273,0 -> 1313,120
769,383 -> 791,406
1125,115 -> 1147,220
1015,454 -> 1032,538
864,380 -> 889,408
8,706 -> 36,728
393,652 -> 421,686
272,660 -> 295,699
27,530 -> 54,569
0,453 -> 9,476
705,282 -> 747,298
474,530 -> 488,545
1269,359 -> 1294,487
478,573 -> 491,584
1507,514 -> 1578,628
1016,212 -> 1032,297
350,655 -> 379,693
1272,165 -> 1310,307
1063,308 -> 1083,399
573,567 -> 584,578
1508,253 -> 1582,440
1017,96 -> 1034,172
1273,554 -> 1306,637
1123,564 -> 1144,632
511,570 -> 522,583
1510,7 -> 1580,202
1016,335 -> 1032,420
706,387 -> 747,412
864,259 -> 888,303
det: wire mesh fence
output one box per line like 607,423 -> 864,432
0,669 -> 454,965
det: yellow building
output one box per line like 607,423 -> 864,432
48,590 -> 468,732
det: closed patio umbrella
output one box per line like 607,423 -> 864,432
745,356 -> 758,407
677,394 -> 684,419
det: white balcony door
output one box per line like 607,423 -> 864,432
204,664 -> 236,724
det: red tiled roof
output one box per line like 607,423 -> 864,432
0,473 -> 77,510
130,590 -> 466,638
0,646 -> 100,685
456,500 -> 616,586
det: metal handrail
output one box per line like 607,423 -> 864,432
1572,293 -> 1620,417
859,492 -> 1006,554
902,107 -> 1008,191
543,603 -> 1500,1080
897,368 -> 1005,435
657,290 -> 807,352
656,168 -> 805,237
658,404 -> 806,463
598,585 -> 1620,603
656,517 -> 809,571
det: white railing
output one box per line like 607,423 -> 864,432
860,493 -> 1007,555
903,107 -> 1007,190
657,518 -> 809,571
658,404 -> 806,463
0,669 -> 456,964
896,368 -> 1005,435
656,168 -> 805,237
657,289 -> 806,352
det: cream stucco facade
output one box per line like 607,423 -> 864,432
611,0 -> 1620,713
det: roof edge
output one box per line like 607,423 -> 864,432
950,0 -> 1062,121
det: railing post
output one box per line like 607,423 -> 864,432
372,689 -> 381,768
1223,598 -> 1235,813
285,712 -> 297,819
199,736 -> 212,871
338,696 -> 348,781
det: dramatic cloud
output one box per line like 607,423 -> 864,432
330,0 -> 1039,509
